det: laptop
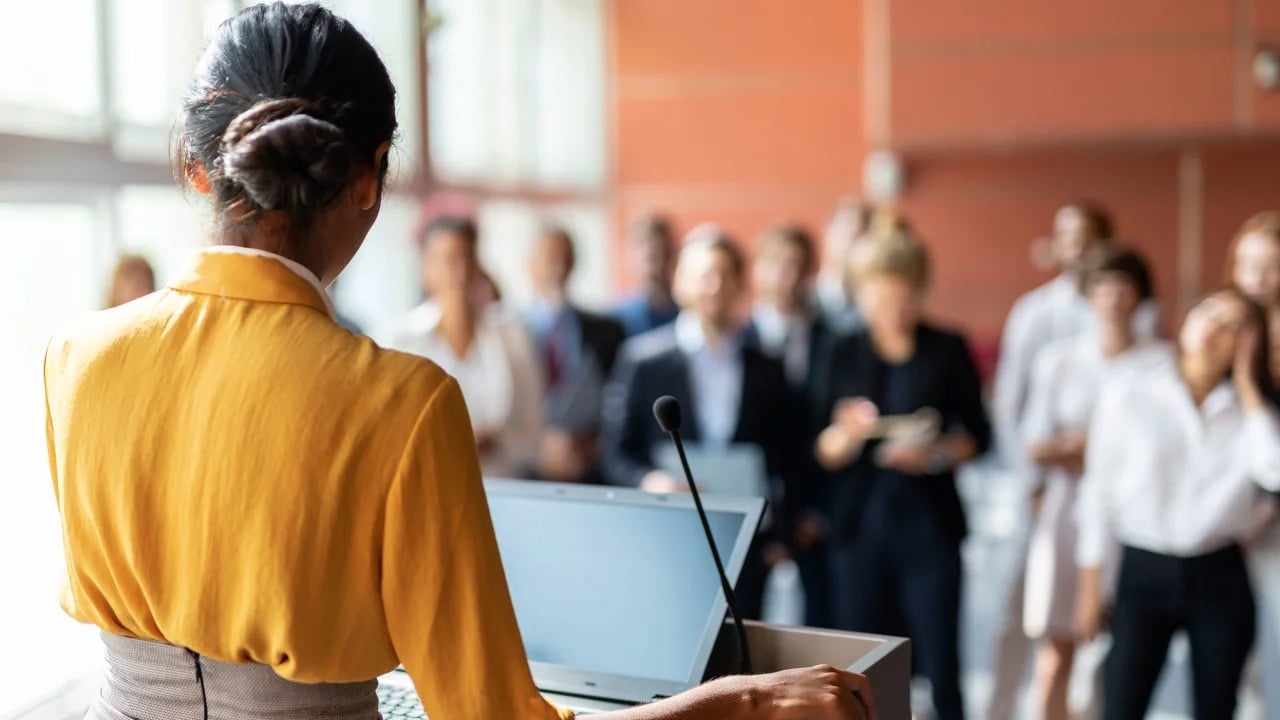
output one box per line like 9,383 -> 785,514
378,478 -> 766,716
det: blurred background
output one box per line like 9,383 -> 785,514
3,1 -> 1279,718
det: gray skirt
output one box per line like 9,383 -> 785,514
87,632 -> 381,720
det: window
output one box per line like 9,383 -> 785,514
427,0 -> 606,190
0,200 -> 110,717
0,1 -> 102,139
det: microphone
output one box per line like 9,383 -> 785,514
652,395 -> 752,676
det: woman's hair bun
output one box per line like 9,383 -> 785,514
220,98 -> 352,214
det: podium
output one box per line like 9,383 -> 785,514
706,621 -> 912,720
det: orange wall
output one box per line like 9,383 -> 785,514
610,0 -> 863,276
610,0 -> 1280,344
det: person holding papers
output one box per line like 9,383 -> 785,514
43,4 -> 873,719
813,226 -> 991,720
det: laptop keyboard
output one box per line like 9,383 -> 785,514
376,682 -> 599,717
377,683 -> 427,718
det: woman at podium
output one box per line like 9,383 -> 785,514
41,3 -> 872,719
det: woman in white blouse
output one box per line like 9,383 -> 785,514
1226,212 -> 1280,720
389,216 -> 543,477
1075,288 -> 1280,720
1020,247 -> 1168,720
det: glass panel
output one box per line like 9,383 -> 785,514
530,0 -> 606,189
476,199 -> 610,310
108,0 -> 217,160
427,0 -> 502,184
427,0 -> 604,189
0,201 -> 110,718
0,0 -> 102,139
337,193 -> 423,342
115,185 -> 212,285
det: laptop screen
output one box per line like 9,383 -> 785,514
486,481 -> 759,695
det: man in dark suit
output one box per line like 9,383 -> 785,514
526,225 -> 627,484
601,225 -> 804,619
742,223 -> 836,628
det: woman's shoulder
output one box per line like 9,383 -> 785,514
916,321 -> 976,357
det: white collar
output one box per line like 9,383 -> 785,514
205,245 -> 336,320
675,311 -> 742,358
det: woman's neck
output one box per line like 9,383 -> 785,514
1179,355 -> 1221,406
213,224 -> 327,282
1098,321 -> 1135,358
872,327 -> 915,364
437,295 -> 478,358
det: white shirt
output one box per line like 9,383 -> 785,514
1022,336 -> 1173,460
1076,358 -> 1280,566
752,304 -> 811,388
204,245 -> 336,320
675,312 -> 744,446
387,301 -> 544,477
813,275 -> 861,333
992,274 -> 1159,481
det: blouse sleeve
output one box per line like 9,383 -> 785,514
1020,346 -> 1061,450
381,378 -> 571,720
497,320 -> 546,474
1243,405 -> 1280,493
944,333 -> 993,455
1076,382 -> 1125,569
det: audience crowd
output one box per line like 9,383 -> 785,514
110,201 -> 1280,720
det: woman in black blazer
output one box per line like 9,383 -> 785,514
812,227 -> 991,720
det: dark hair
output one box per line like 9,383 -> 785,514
420,215 -> 479,249
681,224 -> 747,280
1081,245 -> 1154,301
176,3 -> 396,228
1188,288 -> 1274,398
539,224 -> 577,270
1063,200 -> 1115,242
632,214 -> 675,247
758,223 -> 818,276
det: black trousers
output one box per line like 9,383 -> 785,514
827,515 -> 965,720
1104,544 -> 1256,720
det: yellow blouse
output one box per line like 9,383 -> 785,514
44,248 -> 572,720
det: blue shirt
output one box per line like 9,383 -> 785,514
614,293 -> 679,338
674,313 -> 743,446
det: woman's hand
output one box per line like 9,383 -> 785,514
816,398 -> 879,470
1234,323 -> 1265,412
833,398 -> 879,439
740,665 -> 876,720
1074,567 -> 1105,642
640,470 -> 683,494
874,441 -> 935,475
599,665 -> 875,720
1028,430 -> 1087,474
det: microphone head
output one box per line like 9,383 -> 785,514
652,395 -> 682,433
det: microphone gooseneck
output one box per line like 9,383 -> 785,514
651,395 -> 753,676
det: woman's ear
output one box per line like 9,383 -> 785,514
354,142 -> 391,212
185,157 -> 212,195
